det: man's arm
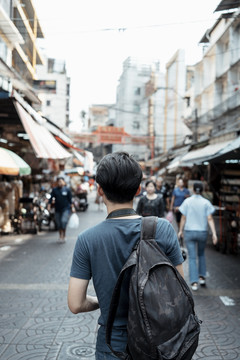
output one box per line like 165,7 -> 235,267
178,214 -> 186,238
176,264 -> 184,278
68,277 -> 99,314
169,194 -> 175,211
47,189 -> 54,211
207,214 -> 218,245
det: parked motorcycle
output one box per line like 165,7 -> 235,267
73,193 -> 88,212
36,190 -> 56,231
13,196 -> 40,234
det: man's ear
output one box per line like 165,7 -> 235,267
135,185 -> 141,196
97,185 -> 104,197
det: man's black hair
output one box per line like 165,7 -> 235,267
193,181 -> 203,194
96,152 -> 143,203
145,180 -> 156,188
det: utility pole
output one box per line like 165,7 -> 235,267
193,109 -> 198,143
148,97 -> 154,159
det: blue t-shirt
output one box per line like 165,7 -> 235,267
172,187 -> 190,207
70,217 -> 183,352
179,194 -> 215,231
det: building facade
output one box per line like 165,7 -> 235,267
35,56 -> 71,129
163,49 -> 192,152
113,57 -> 164,161
193,3 -> 240,142
0,0 -> 43,102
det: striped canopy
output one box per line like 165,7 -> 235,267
0,147 -> 31,176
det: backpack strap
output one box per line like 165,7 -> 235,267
140,216 -> 158,242
106,257 -> 136,359
105,216 -> 158,359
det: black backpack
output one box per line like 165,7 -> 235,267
106,216 -> 201,360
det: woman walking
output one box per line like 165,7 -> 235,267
178,181 -> 218,291
136,180 -> 164,218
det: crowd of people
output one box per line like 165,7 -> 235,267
134,173 -> 217,292
47,158 -> 218,296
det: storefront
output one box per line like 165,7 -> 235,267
0,93 -> 72,233
175,137 -> 240,254
207,137 -> 240,254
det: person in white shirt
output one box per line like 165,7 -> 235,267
178,181 -> 218,291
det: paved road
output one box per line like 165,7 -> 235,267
0,191 -> 239,359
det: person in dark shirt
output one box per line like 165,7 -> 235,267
155,176 -> 170,211
48,177 -> 74,243
170,178 -> 190,229
136,180 -> 164,218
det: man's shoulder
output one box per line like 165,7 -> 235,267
81,221 -> 106,236
156,217 -> 172,232
183,195 -> 193,204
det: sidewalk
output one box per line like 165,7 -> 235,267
0,193 -> 239,359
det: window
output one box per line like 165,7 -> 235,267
66,100 -> 69,111
46,100 -> 51,106
66,84 -> 70,96
132,121 -> 140,129
185,97 -> 190,107
133,103 -> 140,112
135,87 -> 141,95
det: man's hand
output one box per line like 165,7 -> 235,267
178,230 -> 183,239
212,234 -> 218,245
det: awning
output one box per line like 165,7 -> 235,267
14,101 -> 72,159
167,156 -> 183,173
72,150 -> 84,166
0,147 -> 31,176
145,153 -> 168,167
166,145 -> 191,172
180,140 -> 232,167
208,137 -> 240,162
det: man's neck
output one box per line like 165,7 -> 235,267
106,201 -> 134,215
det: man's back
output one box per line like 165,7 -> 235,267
70,217 -> 183,352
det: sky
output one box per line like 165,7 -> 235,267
34,0 -> 221,129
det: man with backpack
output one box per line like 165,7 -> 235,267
68,152 -> 197,360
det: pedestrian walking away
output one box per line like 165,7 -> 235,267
48,177 -> 75,243
170,178 -> 190,229
136,179 -> 165,218
68,152 -> 184,359
178,181 -> 218,291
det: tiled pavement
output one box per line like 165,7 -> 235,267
0,192 -> 239,359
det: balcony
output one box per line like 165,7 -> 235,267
197,91 -> 240,124
0,5 -> 23,46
